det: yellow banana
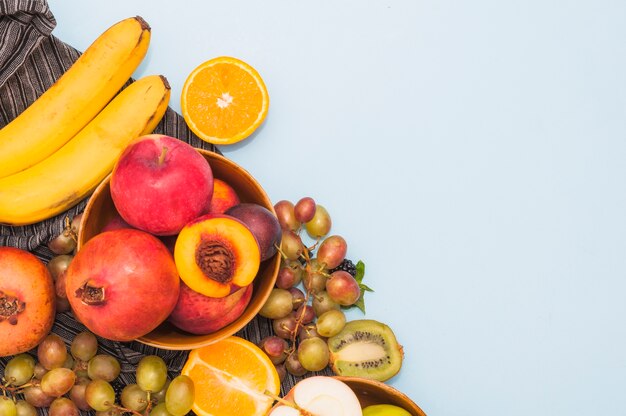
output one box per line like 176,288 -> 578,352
0,16 -> 151,178
0,75 -> 171,226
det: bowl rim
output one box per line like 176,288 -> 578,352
77,147 -> 281,350
335,376 -> 427,416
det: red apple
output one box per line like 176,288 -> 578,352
168,282 -> 252,335
65,228 -> 180,342
110,134 -> 214,236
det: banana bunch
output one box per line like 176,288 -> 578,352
0,17 -> 171,226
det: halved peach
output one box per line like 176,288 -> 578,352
174,214 -> 260,298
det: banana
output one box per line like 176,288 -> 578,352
0,75 -> 171,226
0,16 -> 151,178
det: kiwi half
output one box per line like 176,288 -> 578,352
327,319 -> 403,381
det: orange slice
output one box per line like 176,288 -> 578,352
182,336 -> 280,416
181,56 -> 269,145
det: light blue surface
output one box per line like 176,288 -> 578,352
48,1 -> 626,414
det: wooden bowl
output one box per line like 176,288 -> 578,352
337,376 -> 427,416
78,150 -> 280,350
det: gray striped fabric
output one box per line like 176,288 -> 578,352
0,1 -> 330,413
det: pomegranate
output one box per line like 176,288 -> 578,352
65,229 -> 180,342
0,247 -> 55,357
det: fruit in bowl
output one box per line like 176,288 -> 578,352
225,203 -> 282,262
168,282 -> 253,334
78,147 -> 280,349
174,214 -> 260,298
209,178 -> 240,214
65,228 -> 180,342
110,134 -> 214,236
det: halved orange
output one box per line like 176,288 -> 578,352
181,336 -> 280,416
181,56 -> 269,145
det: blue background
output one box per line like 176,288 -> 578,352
49,1 -> 626,415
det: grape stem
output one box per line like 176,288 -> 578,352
286,238 -> 323,358
0,379 -> 35,397
63,215 -> 78,243
110,402 -> 145,416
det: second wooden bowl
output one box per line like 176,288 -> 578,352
338,376 -> 427,416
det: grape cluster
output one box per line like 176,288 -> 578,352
0,331 -> 194,416
258,197 -> 371,379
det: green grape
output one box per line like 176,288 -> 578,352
0,397 -> 17,416
15,400 -> 37,416
4,353 -> 36,386
136,355 -> 168,393
49,397 -> 79,416
165,375 -> 195,416
316,309 -> 346,338
87,354 -> 121,382
48,230 -> 76,255
312,290 -> 340,317
120,384 -> 149,412
150,402 -> 174,416
259,288 -> 293,319
46,255 -> 73,281
305,204 -> 331,238
302,266 -> 327,294
297,337 -> 330,372
85,379 -> 115,412
280,230 -> 303,260
62,354 -> 75,370
151,378 -> 171,403
71,331 -> 98,362
41,367 -> 76,397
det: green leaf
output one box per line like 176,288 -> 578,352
354,290 -> 366,314
354,260 -> 365,283
359,283 -> 374,293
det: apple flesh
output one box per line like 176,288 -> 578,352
269,376 -> 362,416
110,134 -> 214,236
168,282 -> 252,335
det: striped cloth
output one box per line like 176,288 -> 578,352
0,1 -> 331,413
